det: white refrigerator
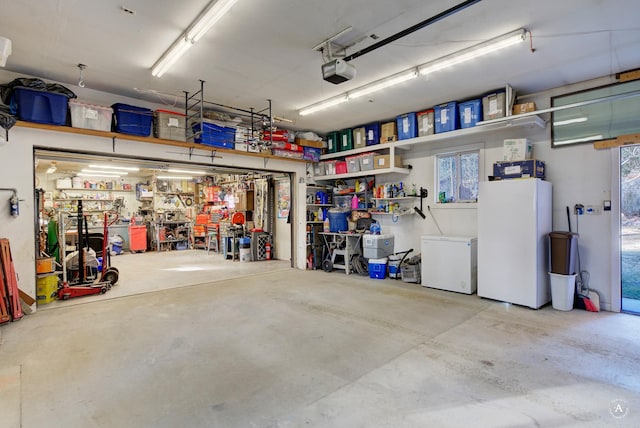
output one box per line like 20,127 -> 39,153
477,179 -> 552,309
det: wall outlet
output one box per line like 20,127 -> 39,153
585,205 -> 601,215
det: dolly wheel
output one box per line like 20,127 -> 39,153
103,269 -> 119,285
322,259 -> 333,272
100,287 -> 107,294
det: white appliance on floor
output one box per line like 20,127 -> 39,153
421,236 -> 478,294
477,179 -> 552,309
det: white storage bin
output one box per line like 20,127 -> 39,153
69,100 -> 112,132
155,110 -> 186,141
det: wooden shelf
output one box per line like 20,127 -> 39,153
369,211 -> 415,216
370,197 -> 415,201
306,203 -> 333,207
17,121 -> 311,164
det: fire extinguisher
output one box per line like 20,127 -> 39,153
265,242 -> 271,260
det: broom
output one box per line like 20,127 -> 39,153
567,206 -> 600,312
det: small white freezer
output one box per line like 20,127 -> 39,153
421,235 -> 477,294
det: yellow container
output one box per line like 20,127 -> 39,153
36,274 -> 59,304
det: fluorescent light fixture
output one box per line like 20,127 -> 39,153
167,168 -> 207,175
553,117 -> 588,126
298,28 -> 526,116
77,173 -> 121,178
418,29 -> 526,76
349,70 -> 418,99
156,176 -> 194,180
299,95 -> 349,116
151,0 -> 239,77
556,134 -> 603,145
82,169 -> 128,175
89,164 -> 139,171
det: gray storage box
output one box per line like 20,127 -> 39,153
363,233 -> 394,258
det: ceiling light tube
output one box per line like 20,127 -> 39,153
299,95 -> 349,116
151,0 -> 239,77
188,0 -> 239,42
77,173 -> 121,178
89,164 -> 140,171
156,176 -> 194,180
349,69 -> 418,99
553,117 -> 588,126
419,29 -> 525,76
167,168 -> 208,175
82,169 -> 128,175
152,38 -> 193,77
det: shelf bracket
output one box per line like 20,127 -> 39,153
210,150 -> 217,163
413,187 -> 429,219
188,147 -> 194,160
263,157 -> 269,169
112,136 -> 116,152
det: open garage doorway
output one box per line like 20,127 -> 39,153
34,149 -> 294,308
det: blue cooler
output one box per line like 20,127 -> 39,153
369,258 -> 388,279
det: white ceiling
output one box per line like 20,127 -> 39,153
2,0 -> 640,134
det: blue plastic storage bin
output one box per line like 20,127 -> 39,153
13,87 -> 68,125
434,101 -> 458,133
396,112 -> 418,140
328,210 -> 350,233
192,121 -> 235,148
368,258 -> 388,279
112,103 -> 153,136
365,122 -> 380,146
458,99 -> 482,129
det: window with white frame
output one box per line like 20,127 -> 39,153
436,150 -> 479,203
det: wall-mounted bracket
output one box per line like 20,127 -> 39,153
412,187 -> 429,219
112,136 -> 116,152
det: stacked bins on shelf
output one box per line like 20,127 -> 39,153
155,110 -> 187,141
192,120 -> 235,148
111,103 -> 153,136
13,87 -> 69,125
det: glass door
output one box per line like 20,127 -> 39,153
621,145 -> 640,314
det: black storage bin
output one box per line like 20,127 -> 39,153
549,231 -> 578,274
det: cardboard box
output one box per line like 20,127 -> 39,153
512,102 -> 536,115
352,127 -> 366,149
493,159 -> 545,180
503,138 -> 532,161
294,138 -> 324,149
380,121 -> 397,143
374,154 -> 403,169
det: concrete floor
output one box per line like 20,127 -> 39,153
1,268 -> 640,427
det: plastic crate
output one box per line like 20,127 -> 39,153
112,103 -> 153,136
335,161 -> 348,174
416,109 -> 435,136
359,152 -> 375,171
326,132 -> 339,153
365,122 -> 380,146
458,99 -> 482,129
346,155 -> 360,173
69,99 -> 113,131
303,146 -> 322,162
353,127 -> 366,148
396,112 -> 418,140
434,101 -> 458,133
401,261 -> 421,283
192,121 -> 235,148
339,129 -> 353,151
155,110 -> 186,141
14,87 -> 68,125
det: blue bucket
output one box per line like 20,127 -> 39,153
328,210 -> 350,233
